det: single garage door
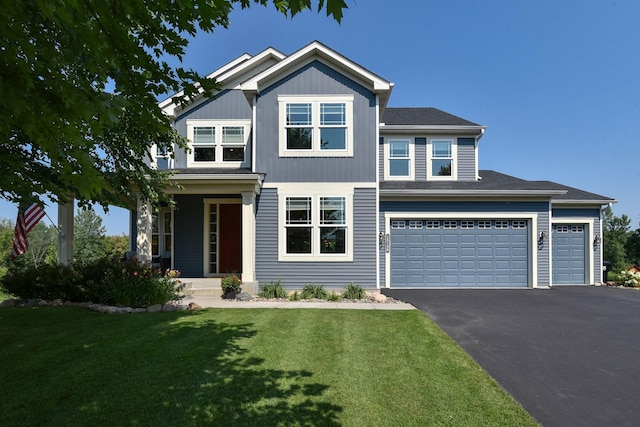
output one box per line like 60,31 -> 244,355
552,224 -> 586,284
390,219 -> 529,287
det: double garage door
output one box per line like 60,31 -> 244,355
390,219 -> 529,288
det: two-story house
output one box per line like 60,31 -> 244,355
131,41 -> 615,291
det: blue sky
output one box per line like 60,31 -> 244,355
2,0 -> 639,234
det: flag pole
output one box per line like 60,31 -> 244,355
44,211 -> 63,236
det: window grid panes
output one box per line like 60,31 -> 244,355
431,139 -> 453,177
443,220 -> 457,229
193,127 -> 215,162
461,220 -> 474,229
391,220 -> 405,229
512,220 -> 527,229
495,220 -> 509,229
478,221 -> 492,229
409,220 -> 423,229
426,220 -> 440,229
556,225 -> 569,233
389,140 -> 410,177
286,197 -> 312,254
571,225 -> 584,233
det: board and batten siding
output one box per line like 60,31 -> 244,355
255,61 -> 378,184
173,194 -> 206,277
172,89 -> 253,168
378,200 -> 551,287
255,188 -> 378,289
552,207 -> 603,282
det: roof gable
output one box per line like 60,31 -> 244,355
241,41 -> 393,107
160,47 -> 286,116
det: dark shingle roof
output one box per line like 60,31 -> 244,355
382,107 -> 481,127
380,170 -> 615,202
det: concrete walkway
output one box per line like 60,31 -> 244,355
181,295 -> 416,310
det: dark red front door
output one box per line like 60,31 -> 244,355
219,204 -> 242,274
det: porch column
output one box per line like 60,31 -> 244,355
57,202 -> 74,265
136,196 -> 152,262
241,192 -> 256,283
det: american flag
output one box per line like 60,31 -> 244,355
12,203 -> 46,260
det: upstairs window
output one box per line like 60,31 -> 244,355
279,95 -> 354,157
186,120 -> 250,167
384,138 -> 414,180
428,138 -> 456,180
153,144 -> 172,170
193,127 -> 215,162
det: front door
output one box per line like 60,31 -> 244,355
219,203 -> 242,274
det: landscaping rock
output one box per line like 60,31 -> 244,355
162,302 -> 183,312
370,292 -> 388,303
187,302 -> 202,310
146,304 -> 162,313
235,292 -> 254,301
0,298 -> 17,307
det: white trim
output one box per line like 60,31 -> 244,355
278,95 -> 354,157
375,95 -> 381,289
186,119 -> 251,168
427,137 -> 457,180
383,137 -> 415,180
277,184 -> 355,262
202,202 -> 219,277
383,212 -> 539,288
551,218 -> 595,285
264,182 -> 376,190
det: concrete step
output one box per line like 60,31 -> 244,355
185,287 -> 223,297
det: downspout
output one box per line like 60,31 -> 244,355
475,128 -> 484,180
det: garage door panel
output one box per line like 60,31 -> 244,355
390,218 -> 529,288
553,224 -> 586,284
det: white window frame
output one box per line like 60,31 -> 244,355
186,119 -> 251,168
277,184 -> 354,262
384,137 -> 415,180
151,143 -> 173,170
427,138 -> 457,180
151,207 -> 172,258
278,95 -> 354,157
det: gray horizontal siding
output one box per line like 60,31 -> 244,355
255,187 -> 378,289
255,61 -> 377,183
457,137 -> 476,181
378,201 -> 551,287
415,137 -> 427,180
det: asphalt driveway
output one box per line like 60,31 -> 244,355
383,286 -> 640,427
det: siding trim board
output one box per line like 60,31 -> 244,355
551,218 -> 595,285
383,211 -> 539,288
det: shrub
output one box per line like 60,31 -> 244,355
0,256 -> 183,307
221,274 -> 242,299
342,282 -> 366,300
619,270 -> 640,287
301,284 -> 328,300
327,291 -> 341,302
258,280 -> 288,299
289,291 -> 300,301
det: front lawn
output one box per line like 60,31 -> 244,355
0,307 -> 538,426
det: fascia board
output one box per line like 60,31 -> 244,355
379,189 -> 567,197
241,41 -> 391,98
380,125 -> 486,134
551,199 -> 618,206
160,48 -> 285,116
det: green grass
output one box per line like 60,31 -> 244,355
0,307 -> 538,426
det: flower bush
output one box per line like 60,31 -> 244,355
221,274 -> 242,299
0,256 -> 183,307
619,270 -> 640,287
